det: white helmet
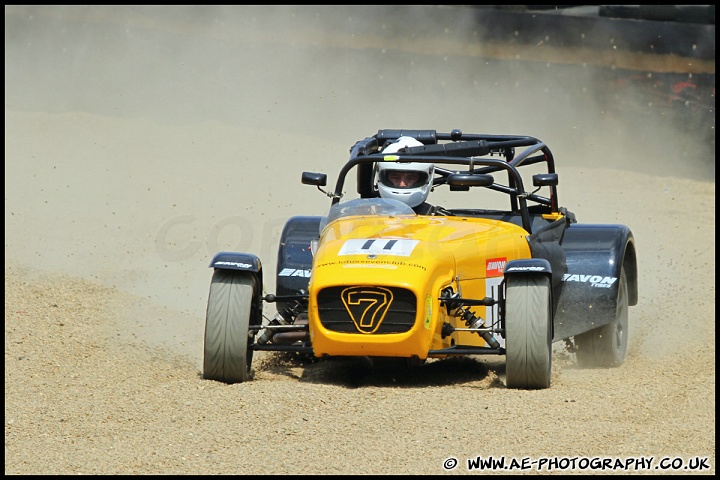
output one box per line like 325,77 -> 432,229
376,137 -> 434,208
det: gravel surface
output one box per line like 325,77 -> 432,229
5,5 -> 715,475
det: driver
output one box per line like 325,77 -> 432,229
376,136 -> 443,215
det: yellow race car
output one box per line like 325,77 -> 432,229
203,129 -> 638,389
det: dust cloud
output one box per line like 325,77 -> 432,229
5,5 -> 714,359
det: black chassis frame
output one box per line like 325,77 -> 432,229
209,129 -> 638,354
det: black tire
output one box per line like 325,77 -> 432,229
203,270 -> 257,383
505,275 -> 553,389
574,267 -> 629,368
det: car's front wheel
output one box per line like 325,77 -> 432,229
504,274 -> 553,389
203,270 -> 257,383
574,267 -> 629,368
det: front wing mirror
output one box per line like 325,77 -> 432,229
302,171 -> 327,186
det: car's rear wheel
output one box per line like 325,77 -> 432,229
203,269 -> 257,383
574,267 -> 629,368
504,274 -> 552,389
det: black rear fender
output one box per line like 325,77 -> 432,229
276,216 -> 322,312
554,224 -> 638,340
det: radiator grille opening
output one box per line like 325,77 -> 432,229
317,286 -> 417,334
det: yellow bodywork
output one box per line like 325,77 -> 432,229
307,213 -> 532,359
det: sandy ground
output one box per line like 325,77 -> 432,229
5,6 -> 715,475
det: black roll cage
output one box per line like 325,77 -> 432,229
330,130 -> 559,233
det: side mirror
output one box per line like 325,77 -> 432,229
302,171 -> 327,186
447,173 -> 494,187
532,173 -> 558,187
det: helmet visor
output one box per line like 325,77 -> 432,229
380,170 -> 429,189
